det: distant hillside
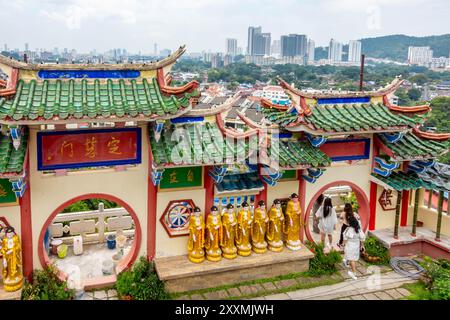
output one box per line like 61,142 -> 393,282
314,34 -> 450,62
360,34 -> 450,61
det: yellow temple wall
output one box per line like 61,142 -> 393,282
417,206 -> 450,237
155,188 -> 205,258
28,125 -> 150,270
304,161 -> 372,220
0,205 -> 22,238
267,180 -> 299,206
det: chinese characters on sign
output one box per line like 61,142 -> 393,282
378,188 -> 397,211
0,179 -> 17,205
159,167 -> 203,190
37,128 -> 141,170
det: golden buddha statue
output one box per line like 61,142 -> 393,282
252,200 -> 269,254
284,193 -> 302,251
187,207 -> 205,263
267,199 -> 285,252
236,202 -> 253,257
204,206 -> 223,262
1,226 -> 24,292
221,203 -> 238,259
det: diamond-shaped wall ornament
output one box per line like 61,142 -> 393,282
160,199 -> 197,237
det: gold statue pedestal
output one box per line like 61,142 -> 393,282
206,249 -> 222,262
252,241 -> 268,254
222,247 -> 237,259
3,275 -> 24,292
237,244 -> 252,257
268,240 -> 284,252
188,252 -> 205,263
286,239 -> 302,251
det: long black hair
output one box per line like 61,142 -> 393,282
323,197 -> 333,218
316,194 -> 324,207
344,203 -> 354,221
348,215 -> 360,233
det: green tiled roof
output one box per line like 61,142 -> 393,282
150,122 -> 249,166
378,132 -> 449,161
371,171 -> 434,191
0,131 -> 28,175
270,139 -> 331,169
263,103 -> 427,133
0,78 -> 197,122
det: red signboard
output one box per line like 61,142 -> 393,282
37,128 -> 141,170
319,138 -> 370,161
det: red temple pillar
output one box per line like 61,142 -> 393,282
400,190 -> 410,227
369,182 -> 377,231
147,132 -> 157,261
20,151 -> 33,280
204,166 -> 214,217
298,170 -> 306,243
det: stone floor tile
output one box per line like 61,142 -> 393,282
203,290 -> 229,300
374,291 -> 394,300
362,293 -> 380,300
264,293 -> 291,300
350,294 -> 366,300
274,279 -> 298,289
190,294 -> 205,300
107,289 -> 117,298
176,295 -> 192,300
385,289 -> 404,299
239,285 -> 262,296
395,288 -> 411,297
339,297 -> 352,300
226,287 -> 241,297
260,282 -> 277,292
108,296 -> 118,300
93,290 -> 108,300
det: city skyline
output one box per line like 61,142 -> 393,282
0,0 -> 448,54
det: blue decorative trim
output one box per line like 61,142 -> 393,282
262,176 -> 277,187
212,165 -> 228,176
302,174 -> 317,184
170,117 -> 205,124
407,163 -> 427,174
307,168 -> 324,178
306,133 -> 327,147
324,138 -> 371,162
37,70 -> 141,79
37,128 -> 142,171
380,132 -> 405,143
373,167 -> 392,177
317,96 -> 370,105
374,157 -> 400,171
209,171 -> 224,184
413,159 -> 435,168
272,132 -> 293,139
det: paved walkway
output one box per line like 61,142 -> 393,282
261,271 -> 415,300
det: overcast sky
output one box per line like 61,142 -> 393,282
1,0 -> 448,54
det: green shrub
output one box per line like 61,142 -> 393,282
21,265 -> 75,300
420,257 -> 450,300
305,241 -> 342,276
363,236 -> 391,265
116,256 -> 170,300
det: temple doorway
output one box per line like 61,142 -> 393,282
39,194 -> 141,288
304,181 -> 370,249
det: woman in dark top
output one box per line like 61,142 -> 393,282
312,194 -> 324,234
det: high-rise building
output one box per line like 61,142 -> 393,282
247,26 -> 261,55
328,39 -> 342,62
211,53 -> 223,68
280,34 -> 307,57
25,43 -> 29,52
226,38 -> 238,56
247,26 -> 270,56
307,39 -> 315,62
3,44 -> 7,52
348,40 -> 362,62
408,46 -> 433,64
271,40 -> 281,55
154,43 -> 158,56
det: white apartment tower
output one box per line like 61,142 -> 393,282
348,40 -> 362,62
307,39 -> 315,62
226,38 -> 238,56
408,46 -> 433,64
328,39 -> 342,62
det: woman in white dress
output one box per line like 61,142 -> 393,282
315,197 -> 338,249
342,215 -> 366,280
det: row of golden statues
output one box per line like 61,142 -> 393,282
188,193 -> 302,263
0,226 -> 24,292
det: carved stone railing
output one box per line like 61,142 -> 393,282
48,203 -> 135,245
